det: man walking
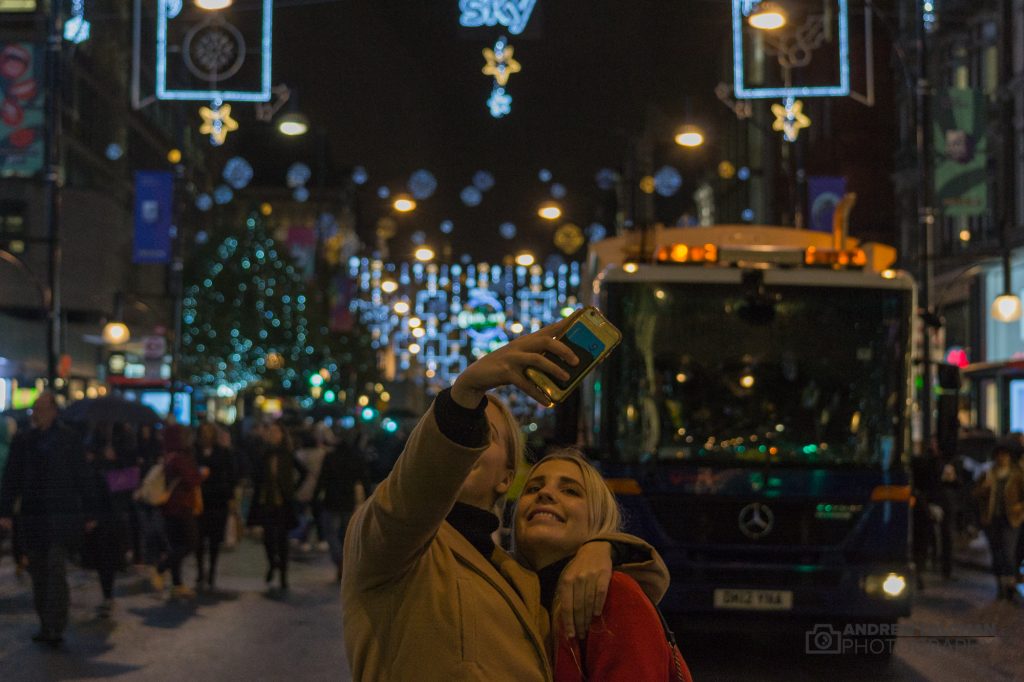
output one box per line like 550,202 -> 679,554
0,391 -> 91,646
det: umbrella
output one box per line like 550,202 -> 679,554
62,396 -> 161,425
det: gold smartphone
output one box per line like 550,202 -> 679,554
525,306 -> 622,405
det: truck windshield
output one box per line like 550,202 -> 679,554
600,281 -> 910,468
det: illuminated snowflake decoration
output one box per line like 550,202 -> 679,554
742,208 -> 755,221
440,219 -> 454,234
738,166 -> 751,181
538,168 -> 552,183
487,84 -> 512,118
411,230 -> 426,246
377,186 -> 391,199
654,165 -> 683,197
408,169 -> 438,199
499,222 -> 517,239
461,186 -> 483,207
286,162 -> 312,189
213,185 -> 233,205
595,168 -> 619,191
473,170 -> 495,191
586,223 -> 607,243
459,0 -> 537,35
195,193 -> 213,212
293,186 -> 310,202
550,182 -> 567,199
195,230 -> 209,245
352,166 -> 369,185
223,156 -> 254,190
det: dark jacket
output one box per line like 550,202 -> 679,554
0,421 -> 89,551
196,444 -> 237,511
315,442 -> 366,513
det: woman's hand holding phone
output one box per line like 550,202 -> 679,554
450,318 -> 579,409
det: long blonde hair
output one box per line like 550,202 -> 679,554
518,448 -> 622,539
486,393 -> 523,514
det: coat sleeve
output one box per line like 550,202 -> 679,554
588,531 -> 670,604
343,400 -> 489,589
556,573 -> 678,682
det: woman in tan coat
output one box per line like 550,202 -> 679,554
342,320 -> 668,681
973,444 -> 1024,600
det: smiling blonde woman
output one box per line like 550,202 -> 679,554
515,450 -> 693,682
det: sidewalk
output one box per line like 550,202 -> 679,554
0,537 -> 351,681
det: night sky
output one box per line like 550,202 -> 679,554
216,0 -> 897,263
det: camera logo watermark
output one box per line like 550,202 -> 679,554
805,623 -> 997,655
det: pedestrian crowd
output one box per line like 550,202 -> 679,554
0,392 -> 369,648
911,429 -> 1024,602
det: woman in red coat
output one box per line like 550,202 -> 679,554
154,425 -> 202,599
515,450 -> 694,682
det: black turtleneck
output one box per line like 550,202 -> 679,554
537,557 -> 573,611
446,501 -> 500,558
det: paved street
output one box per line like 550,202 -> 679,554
1,541 -> 1022,681
0,539 -> 351,681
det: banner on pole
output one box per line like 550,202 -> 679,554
0,43 -> 45,177
934,88 -> 987,217
807,176 -> 846,232
133,171 -> 174,264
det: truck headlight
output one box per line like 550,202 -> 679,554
864,572 -> 907,598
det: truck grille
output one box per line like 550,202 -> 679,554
648,496 -> 859,549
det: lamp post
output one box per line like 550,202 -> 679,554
43,1 -> 65,388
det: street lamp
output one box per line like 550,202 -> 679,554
102,292 -> 131,345
747,1 -> 787,31
393,195 -> 417,213
674,125 -> 705,148
102,320 -> 130,345
992,253 -> 1022,323
514,252 -> 535,267
195,0 -> 233,10
414,246 -> 435,262
277,111 -> 309,137
538,201 -> 562,220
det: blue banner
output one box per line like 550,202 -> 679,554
133,171 -> 174,264
807,176 -> 846,233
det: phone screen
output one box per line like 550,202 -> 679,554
546,319 -> 607,390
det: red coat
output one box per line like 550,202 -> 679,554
554,572 -> 694,682
162,451 -> 201,519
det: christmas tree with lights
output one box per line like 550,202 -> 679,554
180,213 -> 377,402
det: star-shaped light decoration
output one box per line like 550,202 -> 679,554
482,37 -> 521,87
487,84 -> 512,118
199,102 -> 240,146
771,97 -> 811,143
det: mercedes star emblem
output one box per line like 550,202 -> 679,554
738,502 -> 775,539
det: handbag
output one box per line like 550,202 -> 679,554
133,463 -> 179,507
104,466 -> 141,493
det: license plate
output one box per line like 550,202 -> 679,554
713,589 -> 793,611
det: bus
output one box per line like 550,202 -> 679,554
575,218 -> 915,632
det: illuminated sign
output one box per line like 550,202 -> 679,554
0,0 -> 36,11
156,0 -> 273,102
63,1 -> 90,44
459,0 -> 536,35
732,0 -> 849,99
